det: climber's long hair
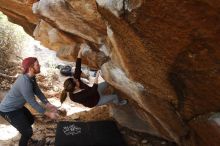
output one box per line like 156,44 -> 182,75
60,78 -> 76,104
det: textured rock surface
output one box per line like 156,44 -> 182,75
189,113 -> 220,146
109,104 -> 160,136
1,0 -> 220,145
34,20 -> 76,51
0,0 -> 39,35
32,0 -> 106,44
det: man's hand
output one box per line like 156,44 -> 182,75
44,111 -> 59,120
45,103 -> 58,113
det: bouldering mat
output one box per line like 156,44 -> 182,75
55,120 -> 126,146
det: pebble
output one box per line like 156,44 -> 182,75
128,135 -> 138,141
141,139 -> 148,144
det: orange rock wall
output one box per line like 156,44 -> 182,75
1,0 -> 220,145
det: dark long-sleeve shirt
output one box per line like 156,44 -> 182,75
0,74 -> 49,114
70,58 -> 100,107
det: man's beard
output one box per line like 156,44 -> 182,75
33,68 -> 40,74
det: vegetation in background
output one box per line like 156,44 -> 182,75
0,12 -> 28,70
0,12 -> 29,89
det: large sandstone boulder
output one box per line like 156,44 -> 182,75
0,0 -> 39,35
1,0 -> 220,145
32,0 -> 107,44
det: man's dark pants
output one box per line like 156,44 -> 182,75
0,107 -> 34,146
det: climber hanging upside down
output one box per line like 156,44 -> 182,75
60,45 -> 128,108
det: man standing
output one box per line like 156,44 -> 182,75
0,57 -> 59,146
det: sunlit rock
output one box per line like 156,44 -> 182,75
32,0 -> 106,44
34,20 -> 77,52
0,0 -> 39,35
96,0 -> 143,17
56,44 -> 77,61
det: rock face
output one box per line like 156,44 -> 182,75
32,0 -> 107,44
1,0 -> 220,145
0,0 -> 39,35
